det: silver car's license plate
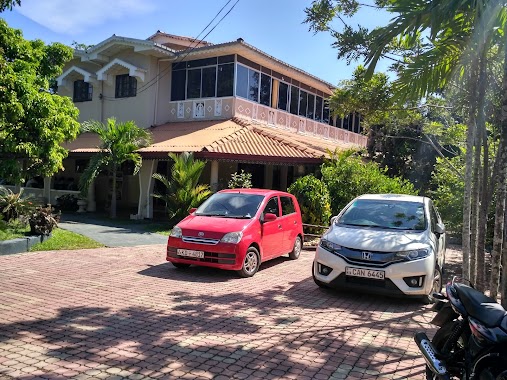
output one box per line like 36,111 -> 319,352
345,267 -> 385,280
177,249 -> 204,258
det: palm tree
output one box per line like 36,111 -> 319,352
152,152 -> 211,225
79,118 -> 152,218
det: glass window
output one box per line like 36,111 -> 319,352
171,70 -> 186,101
236,64 -> 248,99
186,69 -> 201,99
323,99 -> 330,124
115,74 -> 137,98
202,66 -> 216,98
260,73 -> 271,106
187,57 -> 217,68
307,94 -> 315,120
195,193 -> 264,218
218,55 -> 235,64
281,196 -> 295,215
430,205 -> 439,231
248,69 -> 259,102
338,199 -> 426,231
299,90 -> 308,117
290,86 -> 299,115
73,80 -> 92,102
263,197 -> 279,217
315,96 -> 323,121
278,82 -> 289,111
217,63 -> 234,97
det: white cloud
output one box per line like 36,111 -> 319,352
17,0 -> 156,34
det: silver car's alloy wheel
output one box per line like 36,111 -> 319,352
432,267 -> 442,294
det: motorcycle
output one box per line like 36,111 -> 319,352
414,277 -> 507,380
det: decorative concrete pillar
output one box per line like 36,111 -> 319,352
43,177 -> 51,205
280,166 -> 288,191
210,160 -> 219,192
87,180 -> 96,212
264,164 -> 273,189
137,160 -> 158,219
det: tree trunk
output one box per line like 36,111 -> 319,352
474,57 -> 489,292
499,28 -> 507,307
462,114 -> 476,282
470,136 -> 480,285
491,176 -> 505,300
462,51 -> 481,282
111,167 -> 117,219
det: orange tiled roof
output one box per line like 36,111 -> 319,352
138,119 -> 323,159
62,133 -> 102,153
64,119 -> 352,160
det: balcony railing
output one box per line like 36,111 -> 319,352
167,97 -> 367,148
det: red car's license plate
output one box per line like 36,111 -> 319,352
177,249 -> 204,258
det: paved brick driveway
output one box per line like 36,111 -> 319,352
0,246 -> 462,380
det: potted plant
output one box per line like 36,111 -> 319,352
77,192 -> 88,213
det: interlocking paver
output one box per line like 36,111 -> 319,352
0,244 -> 464,379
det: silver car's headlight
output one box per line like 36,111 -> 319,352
395,249 -> 430,261
170,226 -> 182,238
221,231 -> 243,244
319,238 -> 342,253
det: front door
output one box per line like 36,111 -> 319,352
280,195 -> 299,253
260,196 -> 283,259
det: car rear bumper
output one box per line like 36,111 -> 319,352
313,246 -> 434,296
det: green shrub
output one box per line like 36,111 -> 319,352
28,205 -> 60,235
288,175 -> 332,231
55,193 -> 79,212
0,187 -> 35,222
228,170 -> 252,189
322,150 -> 417,215
152,152 -> 211,225
429,156 -> 464,234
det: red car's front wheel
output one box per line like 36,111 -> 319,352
237,247 -> 260,278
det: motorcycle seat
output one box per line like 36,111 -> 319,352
455,284 -> 506,328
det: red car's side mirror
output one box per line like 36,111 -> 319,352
189,208 -> 197,214
263,213 -> 277,222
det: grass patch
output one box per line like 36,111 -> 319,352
30,228 -> 104,251
140,223 -> 171,236
0,224 -> 30,241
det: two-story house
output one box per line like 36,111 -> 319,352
57,31 -> 366,218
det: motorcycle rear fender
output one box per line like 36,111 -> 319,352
431,302 -> 459,327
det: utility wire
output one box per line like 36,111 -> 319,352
102,0 -> 241,101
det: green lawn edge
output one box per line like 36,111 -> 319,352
30,228 -> 104,251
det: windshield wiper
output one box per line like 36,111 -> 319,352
343,223 -> 380,228
195,212 -> 227,217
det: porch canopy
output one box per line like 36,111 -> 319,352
63,117 -> 355,163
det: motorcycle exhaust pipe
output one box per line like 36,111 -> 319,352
414,332 -> 449,377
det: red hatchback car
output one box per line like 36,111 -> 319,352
166,189 -> 304,277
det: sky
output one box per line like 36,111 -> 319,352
1,0 -> 394,86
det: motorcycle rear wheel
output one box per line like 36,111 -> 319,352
426,321 -> 465,380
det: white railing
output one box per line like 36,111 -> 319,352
1,185 -> 80,205
166,97 -> 367,148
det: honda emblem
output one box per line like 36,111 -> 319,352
362,251 -> 373,260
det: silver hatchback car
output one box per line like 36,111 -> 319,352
313,194 -> 446,301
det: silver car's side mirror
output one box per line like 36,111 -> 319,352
330,216 -> 338,225
434,223 -> 445,235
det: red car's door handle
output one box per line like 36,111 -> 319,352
278,225 -> 282,229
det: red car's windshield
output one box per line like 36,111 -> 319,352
195,193 -> 265,219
